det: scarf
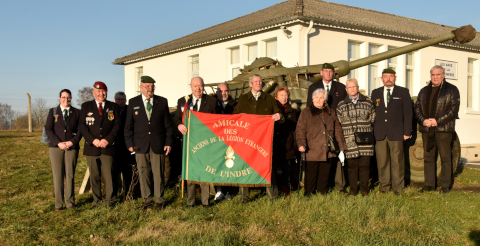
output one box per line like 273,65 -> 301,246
424,81 -> 441,151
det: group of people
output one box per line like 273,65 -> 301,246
45,62 -> 459,211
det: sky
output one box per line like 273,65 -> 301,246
1,0 -> 479,112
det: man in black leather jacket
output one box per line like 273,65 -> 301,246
414,65 -> 460,194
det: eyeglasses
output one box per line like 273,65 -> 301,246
60,97 -> 72,100
346,86 -> 358,90
115,98 -> 126,101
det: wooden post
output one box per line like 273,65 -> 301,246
26,93 -> 32,132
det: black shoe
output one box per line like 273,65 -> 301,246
379,190 -> 388,194
394,191 -> 401,196
347,191 -> 356,196
107,202 -> 116,208
139,202 -> 154,210
361,191 -> 369,197
202,204 -> 211,208
419,186 -> 435,193
186,205 -> 194,208
440,188 -> 450,194
90,204 -> 98,210
155,203 -> 165,211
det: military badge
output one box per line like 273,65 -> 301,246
54,114 -> 59,122
108,110 -> 114,121
87,112 -> 93,116
135,111 -> 138,115
376,99 -> 380,106
225,146 -> 235,168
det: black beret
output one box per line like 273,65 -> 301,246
322,63 -> 335,70
141,76 -> 156,83
382,68 -> 396,74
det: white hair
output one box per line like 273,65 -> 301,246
312,88 -> 327,99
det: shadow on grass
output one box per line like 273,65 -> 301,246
469,230 -> 480,245
0,134 -> 29,139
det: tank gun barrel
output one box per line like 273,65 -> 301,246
308,25 -> 476,82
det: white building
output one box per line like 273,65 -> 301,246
113,0 -> 480,146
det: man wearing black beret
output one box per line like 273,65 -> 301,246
124,76 -> 173,210
371,68 -> 412,195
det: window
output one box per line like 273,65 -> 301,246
266,39 -> 277,58
368,44 -> 380,95
189,55 -> 199,79
405,52 -> 415,95
229,46 -> 241,79
136,67 -> 143,96
247,43 -> 258,62
468,58 -> 475,108
348,41 -> 361,79
388,46 -> 398,70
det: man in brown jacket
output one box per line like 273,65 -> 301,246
233,74 -> 283,203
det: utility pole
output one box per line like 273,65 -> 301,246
27,93 -> 32,132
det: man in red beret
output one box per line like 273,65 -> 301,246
79,81 -> 121,208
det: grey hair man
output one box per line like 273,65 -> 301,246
415,65 -> 460,194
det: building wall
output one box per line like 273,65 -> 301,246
123,23 -> 480,144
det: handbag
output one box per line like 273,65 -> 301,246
318,114 -> 340,154
40,107 -> 55,144
348,103 -> 374,145
40,126 -> 50,144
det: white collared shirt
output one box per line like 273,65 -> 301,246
60,105 -> 70,116
252,91 -> 262,101
141,94 -> 153,110
191,94 -> 202,111
383,85 -> 394,107
323,80 -> 332,93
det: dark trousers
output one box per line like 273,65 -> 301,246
87,155 -> 115,205
347,156 -> 370,193
375,137 -> 405,193
304,160 -> 332,196
187,183 -> 210,206
136,148 -> 166,204
114,155 -> 134,197
422,132 -> 453,189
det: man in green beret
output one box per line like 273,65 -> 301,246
371,68 -> 412,195
124,75 -> 173,210
307,63 -> 348,193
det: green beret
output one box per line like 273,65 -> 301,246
382,68 -> 396,74
322,63 -> 335,70
141,76 -> 155,83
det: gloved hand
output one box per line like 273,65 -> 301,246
338,151 -> 345,166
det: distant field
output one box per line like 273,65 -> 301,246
0,131 -> 479,245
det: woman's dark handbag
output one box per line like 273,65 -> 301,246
348,103 -> 374,145
318,114 -> 340,154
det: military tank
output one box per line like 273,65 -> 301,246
205,25 -> 476,185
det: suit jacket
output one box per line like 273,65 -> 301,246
371,85 -> 413,141
45,105 -> 82,149
79,100 -> 120,156
217,96 -> 237,114
124,95 -> 173,154
233,91 -> 281,115
173,94 -> 220,127
307,80 -> 347,110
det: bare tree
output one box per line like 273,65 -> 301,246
77,87 -> 94,107
11,110 -> 29,130
0,103 -> 14,130
31,98 -> 50,128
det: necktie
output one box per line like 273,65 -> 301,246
63,109 -> 68,126
326,84 -> 330,95
146,99 -> 152,120
98,103 -> 103,119
387,89 -> 391,104
193,99 -> 199,112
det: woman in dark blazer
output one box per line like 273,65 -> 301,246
273,86 -> 298,197
45,89 -> 82,211
296,88 -> 346,196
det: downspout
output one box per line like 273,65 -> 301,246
304,20 -> 313,66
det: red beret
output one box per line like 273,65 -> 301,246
93,81 -> 107,91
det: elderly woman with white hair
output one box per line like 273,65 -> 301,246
296,88 -> 346,196
336,78 -> 375,196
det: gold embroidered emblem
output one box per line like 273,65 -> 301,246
225,146 -> 235,168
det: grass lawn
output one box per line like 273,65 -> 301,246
0,131 -> 479,245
